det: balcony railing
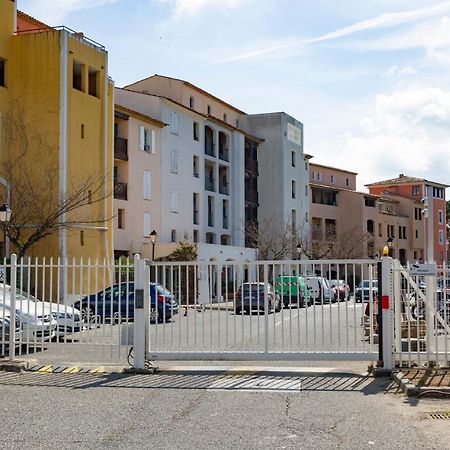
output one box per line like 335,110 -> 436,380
205,178 -> 215,192
219,146 -> 229,162
114,181 -> 127,200
205,143 -> 215,157
245,191 -> 258,204
219,183 -> 229,195
114,136 -> 128,161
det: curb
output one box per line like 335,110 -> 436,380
390,371 -> 450,397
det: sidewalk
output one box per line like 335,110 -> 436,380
393,368 -> 450,396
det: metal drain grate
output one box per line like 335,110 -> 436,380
428,412 -> 450,420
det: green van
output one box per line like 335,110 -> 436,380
274,275 -> 310,308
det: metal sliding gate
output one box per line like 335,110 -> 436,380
142,259 -> 380,364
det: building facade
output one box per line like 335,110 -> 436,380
0,1 -> 114,263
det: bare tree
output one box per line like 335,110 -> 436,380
245,216 -> 298,260
0,104 -> 112,259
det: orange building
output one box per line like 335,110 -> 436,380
367,175 -> 448,264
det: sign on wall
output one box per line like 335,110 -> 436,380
287,123 -> 302,145
409,263 -> 436,276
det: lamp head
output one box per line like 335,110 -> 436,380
149,229 -> 158,244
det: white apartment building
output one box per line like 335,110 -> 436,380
114,83 -> 257,262
240,113 -> 309,248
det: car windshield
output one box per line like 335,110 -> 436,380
156,285 -> 172,296
362,280 -> 378,288
241,284 -> 265,292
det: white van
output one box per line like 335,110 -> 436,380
305,277 -> 336,304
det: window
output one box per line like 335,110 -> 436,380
365,197 -> 376,207
291,151 -> 296,167
346,178 -> 350,187
143,171 -> 152,200
330,175 -> 335,184
311,188 -> 337,206
207,105 -> 212,115
316,172 -> 321,181
171,229 -> 177,243
367,220 -> 374,235
193,193 -> 199,225
378,223 -> 382,237
305,212 -> 308,223
433,187 -> 444,199
291,180 -> 296,199
223,113 -> 227,122
88,67 -> 99,97
193,230 -> 199,243
189,96 -> 194,109
305,185 -> 308,197
387,224 -> 394,238
170,150 -> 179,174
439,229 -> 444,245
412,185 -> 420,196
81,124 -> 85,139
193,121 -> 199,141
139,126 -> 154,153
170,112 -> 179,135
305,161 -> 308,171
170,192 -> 179,213
0,58 -> 6,87
143,213 -> 151,237
73,60 -> 84,91
193,156 -> 199,177
398,226 -> 402,239
414,251 -> 418,260
118,209 -> 125,229
80,231 -> 84,246
415,230 -> 419,239
414,207 -> 422,221
207,196 -> 214,227
438,210 -> 444,224
236,119 -> 240,128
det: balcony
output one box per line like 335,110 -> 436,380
114,136 -> 128,161
218,146 -> 229,162
205,178 -> 215,192
114,181 -> 127,200
219,182 -> 229,195
205,142 -> 215,157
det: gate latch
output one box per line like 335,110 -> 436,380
135,289 -> 144,309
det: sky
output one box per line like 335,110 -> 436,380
19,0 -> 450,193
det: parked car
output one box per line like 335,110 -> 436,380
75,282 -> 179,323
355,280 -> 378,303
0,309 -> 22,349
329,279 -> 350,301
0,302 -> 56,342
235,282 -> 281,314
305,277 -> 336,304
0,285 -> 83,338
274,275 -> 310,308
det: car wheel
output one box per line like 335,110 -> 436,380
149,308 -> 158,323
235,308 -> 241,315
275,298 -> 282,312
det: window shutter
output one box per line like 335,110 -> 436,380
170,192 -> 179,212
143,213 -> 151,237
151,130 -> 156,154
143,171 -> 152,200
139,126 -> 145,151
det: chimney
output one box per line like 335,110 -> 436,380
399,174 -> 404,178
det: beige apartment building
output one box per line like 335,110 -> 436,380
309,163 -> 424,263
113,104 -> 167,259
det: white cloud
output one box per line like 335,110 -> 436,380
20,0 -> 120,25
383,66 -> 416,77
333,88 -> 450,190
209,1 -> 450,64
157,0 -> 244,19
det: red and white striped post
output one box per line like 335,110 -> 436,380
381,256 -> 394,370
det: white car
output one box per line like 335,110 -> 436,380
305,277 -> 336,304
0,284 -> 82,339
0,302 -> 56,343
0,308 -> 22,348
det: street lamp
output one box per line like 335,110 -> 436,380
386,237 -> 393,257
149,229 -> 158,261
296,243 -> 302,260
0,203 -> 11,259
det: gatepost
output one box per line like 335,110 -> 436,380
133,255 -> 150,369
381,256 -> 394,370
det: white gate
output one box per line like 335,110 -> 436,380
141,259 -> 380,364
392,260 -> 450,367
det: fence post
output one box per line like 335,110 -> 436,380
9,254 -> 17,361
381,256 -> 394,370
133,255 -> 149,369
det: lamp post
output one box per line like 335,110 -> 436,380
296,243 -> 302,260
386,236 -> 393,258
0,203 -> 12,259
149,230 -> 158,261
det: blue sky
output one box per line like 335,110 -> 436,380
20,0 -> 450,192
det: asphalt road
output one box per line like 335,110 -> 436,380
0,369 -> 449,449
15,299 -> 377,367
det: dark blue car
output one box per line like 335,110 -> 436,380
75,282 -> 179,323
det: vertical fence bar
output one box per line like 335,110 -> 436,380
8,254 -> 17,360
264,263 -> 269,354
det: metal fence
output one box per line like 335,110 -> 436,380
0,256 -> 380,366
392,260 -> 450,367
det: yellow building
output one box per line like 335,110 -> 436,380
0,1 -> 114,265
